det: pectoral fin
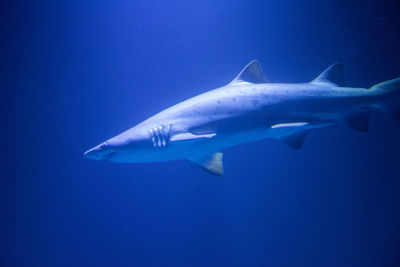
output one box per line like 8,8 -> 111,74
271,122 -> 309,129
276,129 -> 310,149
189,152 -> 224,176
171,132 -> 216,142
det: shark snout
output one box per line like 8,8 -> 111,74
84,142 -> 117,161
84,146 -> 101,160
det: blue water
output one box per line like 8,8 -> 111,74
2,1 -> 400,266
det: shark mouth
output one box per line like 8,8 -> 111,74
103,151 -> 118,161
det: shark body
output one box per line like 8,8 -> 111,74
84,60 -> 400,175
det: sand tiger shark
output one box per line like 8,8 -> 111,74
84,60 -> 400,175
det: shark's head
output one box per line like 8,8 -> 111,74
83,126 -> 154,162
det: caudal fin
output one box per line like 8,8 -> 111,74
371,78 -> 400,121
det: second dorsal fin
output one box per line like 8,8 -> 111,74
311,62 -> 347,87
230,60 -> 268,85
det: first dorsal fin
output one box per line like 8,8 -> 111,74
230,60 -> 268,85
311,62 -> 347,87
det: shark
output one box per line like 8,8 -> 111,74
84,60 -> 400,175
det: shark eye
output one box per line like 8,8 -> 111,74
103,141 -> 109,146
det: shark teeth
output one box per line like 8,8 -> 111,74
150,124 -> 171,148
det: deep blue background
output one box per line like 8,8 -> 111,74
2,0 -> 400,266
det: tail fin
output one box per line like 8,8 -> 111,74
371,78 -> 400,121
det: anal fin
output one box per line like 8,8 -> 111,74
341,112 -> 370,132
189,152 -> 223,176
381,105 -> 400,122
